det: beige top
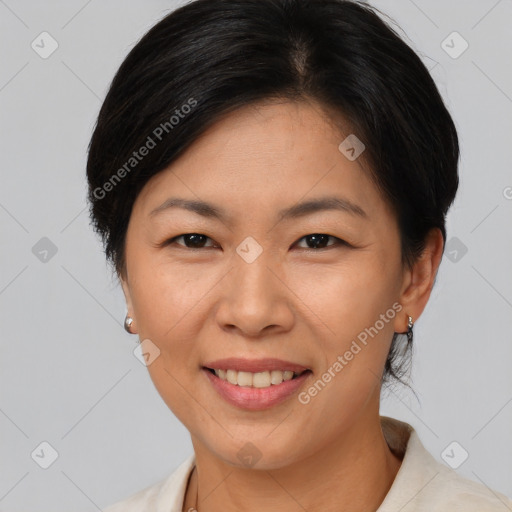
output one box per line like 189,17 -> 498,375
104,416 -> 512,511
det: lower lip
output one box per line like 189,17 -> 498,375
202,368 -> 312,411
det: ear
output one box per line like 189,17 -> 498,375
394,228 -> 444,332
119,272 -> 138,334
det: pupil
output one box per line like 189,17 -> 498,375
308,234 -> 328,249
186,234 -> 206,248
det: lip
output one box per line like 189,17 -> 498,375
202,367 -> 312,411
202,357 -> 310,373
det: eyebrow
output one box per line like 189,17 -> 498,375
149,195 -> 368,223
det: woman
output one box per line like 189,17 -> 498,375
86,0 -> 512,510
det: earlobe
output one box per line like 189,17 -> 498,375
120,275 -> 137,334
395,228 -> 444,332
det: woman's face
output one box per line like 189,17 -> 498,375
121,100 -> 413,468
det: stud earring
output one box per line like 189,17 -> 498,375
124,315 -> 134,334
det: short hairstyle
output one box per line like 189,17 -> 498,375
86,0 -> 460,387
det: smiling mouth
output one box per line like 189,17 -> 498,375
203,367 -> 311,388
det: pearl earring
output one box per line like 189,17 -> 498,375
124,315 -> 134,334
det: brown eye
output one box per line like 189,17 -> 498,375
295,234 -> 346,250
167,233 -> 215,249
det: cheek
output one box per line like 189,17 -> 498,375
129,258 -> 215,343
287,252 -> 400,390
290,255 -> 398,334
127,261 -> 209,417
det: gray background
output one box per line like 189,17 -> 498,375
1,0 -> 511,509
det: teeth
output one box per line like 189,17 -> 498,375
213,369 -> 299,388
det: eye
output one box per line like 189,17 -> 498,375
165,233 -> 217,249
294,233 -> 347,250
161,233 -> 349,251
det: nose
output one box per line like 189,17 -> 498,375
215,251 -> 295,338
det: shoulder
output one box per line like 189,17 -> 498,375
102,454 -> 196,512
379,417 -> 512,512
422,463 -> 512,511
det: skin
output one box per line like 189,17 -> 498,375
120,99 -> 444,512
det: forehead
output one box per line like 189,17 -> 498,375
134,100 -> 386,222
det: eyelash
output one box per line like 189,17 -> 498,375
162,233 -> 350,251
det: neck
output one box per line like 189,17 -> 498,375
183,411 -> 403,512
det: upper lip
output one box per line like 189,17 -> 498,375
203,357 -> 310,374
